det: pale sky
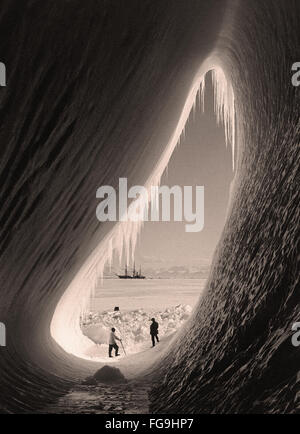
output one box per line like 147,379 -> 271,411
117,73 -> 234,271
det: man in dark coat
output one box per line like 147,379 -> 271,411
150,318 -> 159,347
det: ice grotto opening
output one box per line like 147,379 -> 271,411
0,0 -> 299,414
76,70 -> 234,362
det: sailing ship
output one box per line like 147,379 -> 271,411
118,262 -> 145,279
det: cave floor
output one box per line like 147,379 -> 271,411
40,380 -> 150,414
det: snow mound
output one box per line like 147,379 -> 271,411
81,304 -> 192,358
83,365 -> 127,385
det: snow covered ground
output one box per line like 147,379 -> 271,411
81,304 -> 193,359
80,278 -> 205,360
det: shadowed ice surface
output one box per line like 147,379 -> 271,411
0,0 -> 299,414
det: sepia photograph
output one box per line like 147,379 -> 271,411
0,0 -> 299,418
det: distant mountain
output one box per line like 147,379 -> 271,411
144,265 -> 210,279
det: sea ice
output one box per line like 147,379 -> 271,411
81,304 -> 192,359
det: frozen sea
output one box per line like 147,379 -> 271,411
89,278 -> 207,313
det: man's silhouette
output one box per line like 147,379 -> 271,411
150,318 -> 159,347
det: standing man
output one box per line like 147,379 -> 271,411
109,327 -> 121,357
150,318 -> 159,347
